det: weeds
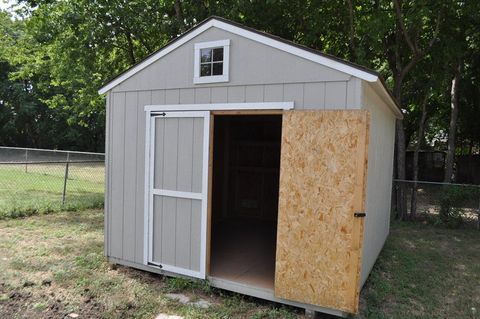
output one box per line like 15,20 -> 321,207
0,197 -> 103,220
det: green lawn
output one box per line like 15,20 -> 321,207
0,164 -> 104,218
0,210 -> 478,318
358,221 -> 480,318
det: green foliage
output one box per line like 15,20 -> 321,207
0,1 -> 479,154
439,186 -> 479,228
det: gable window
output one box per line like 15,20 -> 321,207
194,39 -> 230,84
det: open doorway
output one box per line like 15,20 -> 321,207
210,114 -> 282,290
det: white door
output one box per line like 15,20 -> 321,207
145,111 -> 210,279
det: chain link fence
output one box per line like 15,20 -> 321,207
0,146 -> 104,218
393,179 -> 480,228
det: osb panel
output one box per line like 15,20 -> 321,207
274,110 -> 369,314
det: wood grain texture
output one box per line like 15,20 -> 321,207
274,110 -> 369,314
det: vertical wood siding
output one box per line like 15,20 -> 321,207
114,79 -> 360,110
106,78 -> 362,265
105,26 -> 364,266
360,83 -> 396,287
123,92 -> 138,262
152,197 -> 201,271
110,92 -> 125,259
150,116 -> 204,271
107,113 -> 208,269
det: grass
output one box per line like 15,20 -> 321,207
0,164 -> 104,219
0,210 -> 301,319
357,221 -> 480,319
0,210 -> 478,318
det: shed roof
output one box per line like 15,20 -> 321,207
99,16 -> 402,118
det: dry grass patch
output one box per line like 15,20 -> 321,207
0,210 -> 300,318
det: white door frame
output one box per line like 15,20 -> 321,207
143,102 -> 294,279
144,110 -> 210,279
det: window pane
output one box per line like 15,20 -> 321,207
200,48 -> 212,63
200,63 -> 211,76
212,48 -> 224,62
212,62 -> 223,75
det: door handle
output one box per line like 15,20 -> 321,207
354,212 -> 366,218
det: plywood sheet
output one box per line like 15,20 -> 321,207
274,110 -> 369,314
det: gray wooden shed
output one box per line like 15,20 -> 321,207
99,16 -> 402,317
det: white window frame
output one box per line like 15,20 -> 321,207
194,39 -> 230,84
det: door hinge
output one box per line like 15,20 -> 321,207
354,212 -> 366,218
147,262 -> 163,269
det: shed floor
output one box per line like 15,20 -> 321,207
210,219 -> 277,290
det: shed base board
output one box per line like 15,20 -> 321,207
207,276 -> 348,318
108,257 -> 195,280
108,257 -> 348,318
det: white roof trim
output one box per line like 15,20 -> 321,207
211,19 -> 378,82
99,20 -> 216,94
371,79 -> 403,119
98,18 -> 379,94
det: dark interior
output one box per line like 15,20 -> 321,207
210,115 -> 282,290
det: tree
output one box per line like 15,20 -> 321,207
441,1 -> 480,182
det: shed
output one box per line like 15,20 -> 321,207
99,16 -> 402,317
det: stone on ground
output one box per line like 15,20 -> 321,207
155,314 -> 184,319
191,299 -> 212,309
165,293 -> 212,309
165,293 -> 190,304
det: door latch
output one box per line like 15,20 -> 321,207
354,212 -> 366,218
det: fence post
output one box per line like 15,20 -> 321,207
62,160 -> 70,205
25,149 -> 28,173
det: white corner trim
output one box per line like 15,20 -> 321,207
144,101 -> 294,112
98,18 -> 379,94
194,39 -> 230,84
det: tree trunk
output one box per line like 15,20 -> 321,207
174,0 -> 185,32
395,119 -> 407,219
392,75 -> 408,220
411,94 -> 429,218
346,0 -> 356,60
125,32 -> 136,65
444,62 -> 462,182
